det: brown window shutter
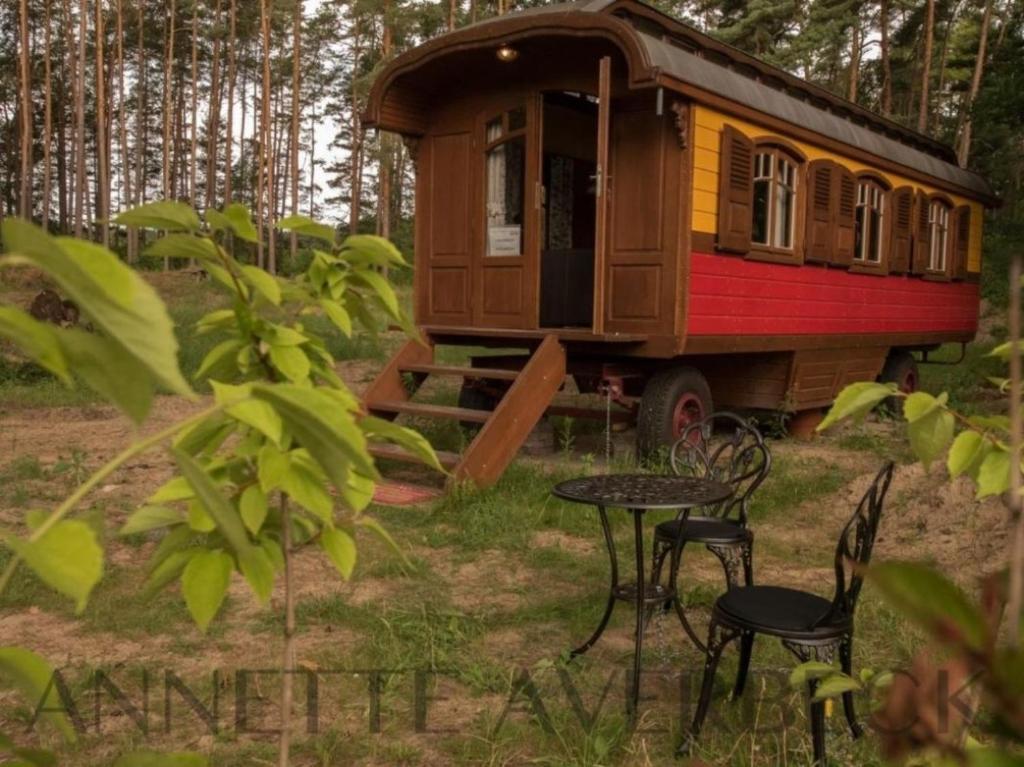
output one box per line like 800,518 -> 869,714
889,186 -> 913,273
953,204 -> 971,280
804,159 -> 835,264
831,165 -> 856,266
911,190 -> 931,274
716,125 -> 754,254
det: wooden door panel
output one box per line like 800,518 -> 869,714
481,266 -> 525,316
603,102 -> 679,335
423,131 -> 472,324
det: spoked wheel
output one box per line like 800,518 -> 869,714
636,367 -> 713,464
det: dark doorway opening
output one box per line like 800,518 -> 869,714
540,91 -> 597,329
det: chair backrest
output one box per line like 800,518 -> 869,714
668,412 -> 771,525
817,461 -> 895,628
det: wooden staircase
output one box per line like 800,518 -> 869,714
362,334 -> 566,488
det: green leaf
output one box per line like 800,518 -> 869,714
868,562 -> 988,651
342,470 -> 376,514
211,382 -> 282,444
112,751 -> 208,767
143,548 -> 196,600
948,430 -> 992,479
989,340 -> 1024,362
355,516 -> 407,565
277,214 -> 336,245
816,382 -> 896,432
320,527 -> 357,580
977,448 -> 1012,499
57,328 -> 155,423
812,675 -> 861,701
240,265 -> 281,305
6,521 -> 103,613
187,501 -> 217,533
239,486 -> 268,535
269,345 -> 311,383
281,462 -> 333,521
121,506 -> 183,536
194,339 -> 244,382
320,300 -> 353,336
113,201 -> 201,232
181,549 -> 233,633
144,234 -> 218,262
0,647 -> 76,741
0,307 -> 70,383
172,449 -> 272,603
1,220 -> 192,400
258,444 -> 290,493
967,748 -> 1024,767
349,268 -> 401,319
172,415 -> 234,457
340,234 -> 407,268
149,476 -> 194,504
788,661 -> 838,686
251,384 -> 376,495
904,392 -> 955,467
223,203 -> 259,243
362,415 -> 444,472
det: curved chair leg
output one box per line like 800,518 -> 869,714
706,541 -> 745,590
733,631 -> 755,699
677,619 -> 738,757
807,679 -> 827,766
840,634 -> 863,738
741,537 -> 754,587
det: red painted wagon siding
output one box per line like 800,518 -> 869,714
687,252 -> 979,337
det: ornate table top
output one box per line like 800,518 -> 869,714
551,473 -> 733,510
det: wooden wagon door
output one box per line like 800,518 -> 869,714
600,91 -> 680,336
473,96 -> 540,328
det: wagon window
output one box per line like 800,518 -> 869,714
855,180 -> 885,264
928,199 -> 950,272
485,109 -> 527,257
751,148 -> 797,251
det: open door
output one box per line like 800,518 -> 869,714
473,97 -> 540,329
592,57 -> 612,334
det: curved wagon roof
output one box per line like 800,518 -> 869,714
365,0 -> 996,204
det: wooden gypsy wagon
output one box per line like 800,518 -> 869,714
361,0 -> 998,488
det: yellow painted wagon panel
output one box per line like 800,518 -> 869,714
690,105 -> 986,273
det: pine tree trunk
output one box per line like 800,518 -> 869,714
261,0 -> 276,273
290,0 -> 301,261
134,0 -> 146,250
917,0 -> 935,134
189,0 -> 199,206
957,0 -> 994,166
116,0 -> 132,248
847,15 -> 861,103
224,0 -> 236,203
75,0 -> 87,237
206,0 -> 223,209
162,0 -> 176,211
18,0 -> 32,219
449,0 -> 456,31
879,0 -> 893,114
348,15 -> 363,236
96,0 -> 110,247
43,0 -> 54,229
58,0 -> 71,232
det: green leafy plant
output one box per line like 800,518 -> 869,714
0,202 -> 437,766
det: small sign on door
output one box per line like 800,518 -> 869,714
488,225 -> 522,256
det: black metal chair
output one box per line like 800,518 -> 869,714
680,461 -> 895,765
649,412 -> 772,650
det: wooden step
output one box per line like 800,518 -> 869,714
369,443 -> 460,469
399,363 -> 521,381
367,400 -> 490,423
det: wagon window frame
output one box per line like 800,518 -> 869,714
483,107 -> 529,258
747,138 -> 805,265
852,173 -> 891,274
927,195 -> 954,277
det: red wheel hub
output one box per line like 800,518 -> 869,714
899,368 -> 918,394
672,392 -> 705,439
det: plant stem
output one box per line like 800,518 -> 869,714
1008,256 -> 1023,646
278,494 -> 295,767
0,402 -> 225,598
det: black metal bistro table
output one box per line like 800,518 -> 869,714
552,473 -> 734,714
